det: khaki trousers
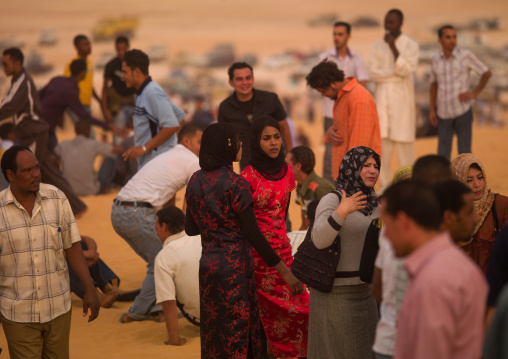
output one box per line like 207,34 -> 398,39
1,310 -> 72,359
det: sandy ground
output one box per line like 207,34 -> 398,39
1,0 -> 508,357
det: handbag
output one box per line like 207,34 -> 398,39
291,192 -> 341,293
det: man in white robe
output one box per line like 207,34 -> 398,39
369,9 -> 419,192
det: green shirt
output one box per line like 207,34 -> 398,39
295,171 -> 335,213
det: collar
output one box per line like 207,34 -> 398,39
163,231 -> 187,247
439,47 -> 459,59
298,170 -> 319,195
336,77 -> 357,101
136,76 -> 152,96
11,68 -> 26,84
334,47 -> 353,59
4,184 -> 47,207
230,88 -> 259,108
404,232 -> 453,280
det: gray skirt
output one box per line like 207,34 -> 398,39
308,283 -> 378,359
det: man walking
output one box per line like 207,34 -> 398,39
429,25 -> 491,159
319,21 -> 369,181
0,146 -> 99,358
218,62 -> 293,170
369,9 -> 419,192
121,49 -> 184,168
306,61 -> 381,179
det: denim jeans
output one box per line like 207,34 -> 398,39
437,108 -> 473,160
113,105 -> 135,145
111,204 -> 163,319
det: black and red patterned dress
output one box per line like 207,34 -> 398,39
186,165 -> 275,359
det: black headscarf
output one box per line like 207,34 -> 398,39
199,123 -> 240,171
336,146 -> 380,216
249,116 -> 288,181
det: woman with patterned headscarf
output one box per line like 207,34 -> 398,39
185,123 -> 301,359
451,153 -> 508,273
309,146 -> 381,359
241,116 -> 309,358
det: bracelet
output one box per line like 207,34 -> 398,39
142,145 -> 147,153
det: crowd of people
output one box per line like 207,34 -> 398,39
0,6 -> 507,359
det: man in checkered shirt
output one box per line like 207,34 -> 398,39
0,145 -> 99,358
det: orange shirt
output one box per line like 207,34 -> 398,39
326,77 -> 382,179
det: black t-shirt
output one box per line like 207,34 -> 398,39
104,57 -> 136,97
217,89 -> 287,170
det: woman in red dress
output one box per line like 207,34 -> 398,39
242,116 -> 309,358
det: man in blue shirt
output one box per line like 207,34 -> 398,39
121,49 -> 184,168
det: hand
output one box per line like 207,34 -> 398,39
111,124 -> 129,138
384,32 -> 395,46
123,146 -> 146,162
164,337 -> 187,346
281,270 -> 304,296
429,110 -> 438,127
326,125 -> 344,146
458,92 -> 476,102
82,288 -> 100,322
336,190 -> 367,219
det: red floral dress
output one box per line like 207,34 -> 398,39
242,165 -> 309,358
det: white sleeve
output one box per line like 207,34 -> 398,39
154,252 -> 177,304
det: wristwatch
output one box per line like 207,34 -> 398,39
142,145 -> 147,153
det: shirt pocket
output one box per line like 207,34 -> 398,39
46,224 -> 67,270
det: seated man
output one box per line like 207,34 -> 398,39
286,146 -> 334,230
55,120 -> 123,196
154,206 -> 201,346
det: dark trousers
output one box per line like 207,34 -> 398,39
67,242 -> 118,298
437,108 -> 473,160
322,116 -> 334,182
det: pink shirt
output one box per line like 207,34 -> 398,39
394,232 -> 487,359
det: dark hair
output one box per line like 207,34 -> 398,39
438,25 -> 455,38
289,146 -> 315,174
0,122 -> 15,139
178,123 -> 202,143
432,179 -> 472,220
115,36 -> 129,46
306,60 -> 345,90
387,8 -> 404,23
412,155 -> 452,186
75,120 -> 91,135
70,59 -> 87,77
469,163 -> 482,172
333,21 -> 351,34
1,145 -> 32,181
156,206 -> 185,234
2,48 -> 24,65
382,180 -> 441,231
227,62 -> 253,81
306,199 -> 319,223
73,34 -> 88,47
123,49 -> 149,75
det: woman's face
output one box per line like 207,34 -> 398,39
360,156 -> 380,188
259,126 -> 281,159
235,140 -> 243,162
466,167 -> 485,201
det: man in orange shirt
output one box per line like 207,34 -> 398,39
306,61 -> 381,179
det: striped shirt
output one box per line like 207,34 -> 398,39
319,48 -> 369,118
327,78 -> 382,179
430,48 -> 489,119
0,184 -> 81,323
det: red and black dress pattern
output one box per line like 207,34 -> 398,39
186,166 -> 264,359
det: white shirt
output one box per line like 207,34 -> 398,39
369,34 -> 419,142
117,144 -> 200,207
154,231 -> 201,320
373,234 -> 408,355
430,48 -> 489,119
319,48 -> 369,118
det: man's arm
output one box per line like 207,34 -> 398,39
371,267 -> 382,304
300,208 -> 308,231
162,300 -> 187,346
67,88 -> 110,130
0,74 -> 28,120
101,78 -> 113,123
429,82 -> 438,127
80,235 -> 99,267
64,242 -> 100,322
122,126 -> 180,162
279,119 -> 293,152
458,70 -> 492,102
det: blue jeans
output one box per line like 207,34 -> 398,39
113,105 -> 135,145
437,108 -> 473,160
111,204 -> 163,319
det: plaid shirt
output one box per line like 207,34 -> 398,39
430,48 -> 489,119
0,184 -> 80,323
326,77 -> 382,179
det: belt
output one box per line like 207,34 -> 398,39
113,198 -> 153,208
335,271 -> 360,278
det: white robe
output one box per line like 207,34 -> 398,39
369,34 -> 419,142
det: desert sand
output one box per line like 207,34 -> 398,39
1,0 -> 508,358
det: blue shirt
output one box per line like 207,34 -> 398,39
133,77 -> 184,168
